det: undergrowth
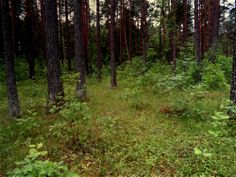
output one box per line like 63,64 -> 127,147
0,56 -> 235,176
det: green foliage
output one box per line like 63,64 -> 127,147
216,55 -> 232,82
61,72 -> 80,84
120,87 -> 145,109
155,73 -> 191,92
147,48 -> 158,62
59,100 -> 92,122
202,63 -> 228,90
8,144 -> 78,177
118,57 -> 148,81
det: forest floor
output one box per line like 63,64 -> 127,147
0,64 -> 236,176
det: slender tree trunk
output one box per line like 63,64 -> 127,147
0,2 -> 3,58
39,0 -> 46,60
44,0 -> 64,103
96,0 -> 102,81
182,0 -> 188,45
74,0 -> 86,99
110,0 -> 117,87
141,0 -> 148,65
25,0 -> 35,79
194,0 -> 201,65
230,0 -> 236,103
1,0 -> 20,118
170,0 -> 176,72
64,0 -> 72,71
10,0 -> 16,57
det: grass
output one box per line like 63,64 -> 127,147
0,66 -> 236,176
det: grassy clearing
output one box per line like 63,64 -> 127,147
0,65 -> 236,176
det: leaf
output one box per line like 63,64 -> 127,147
202,153 -> 213,158
194,148 -> 202,155
37,143 -> 43,149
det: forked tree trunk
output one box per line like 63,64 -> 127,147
1,0 -> 20,118
74,0 -> 86,99
44,0 -> 64,103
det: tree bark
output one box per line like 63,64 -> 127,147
1,0 -> 20,118
110,0 -> 117,87
25,0 -> 35,79
44,0 -> 64,103
74,0 -> 86,99
96,0 -> 102,81
170,0 -> 176,72
194,0 -> 201,65
141,0 -> 148,65
230,0 -> 236,103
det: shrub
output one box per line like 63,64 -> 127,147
8,144 -> 78,177
216,55 -> 232,82
120,87 -> 145,109
202,63 -> 228,90
147,48 -> 158,62
59,99 -> 91,123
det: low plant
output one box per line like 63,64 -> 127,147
8,143 -> 78,177
202,63 -> 228,90
120,87 -> 145,109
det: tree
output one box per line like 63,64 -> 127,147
96,0 -> 102,81
109,0 -> 117,87
194,0 -> 201,65
1,0 -> 20,117
25,0 -> 36,79
44,0 -> 64,103
74,0 -> 86,99
230,0 -> 236,103
141,0 -> 148,65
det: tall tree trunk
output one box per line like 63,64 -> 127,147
96,0 -> 102,81
141,0 -> 148,65
74,0 -> 86,99
110,0 -> 117,87
64,0 -> 71,71
0,2 -> 3,58
44,0 -> 64,103
1,0 -> 20,118
170,0 -> 176,72
9,0 -> 17,57
230,0 -> 236,103
39,0 -> 46,60
82,0 -> 90,75
194,0 -> 201,65
182,0 -> 188,45
25,0 -> 35,79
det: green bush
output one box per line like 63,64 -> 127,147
202,63 -> 228,90
8,144 -> 78,177
59,99 -> 92,122
118,57 -> 151,82
120,87 -> 145,109
147,48 -> 158,62
216,55 -> 232,82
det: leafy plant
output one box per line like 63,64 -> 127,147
120,87 -> 145,109
59,100 -> 91,122
202,63 -> 228,90
8,143 -> 78,177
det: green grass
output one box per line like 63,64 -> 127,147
0,70 -> 235,176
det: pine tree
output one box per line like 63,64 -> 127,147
1,0 -> 20,117
44,0 -> 64,103
74,0 -> 87,99
110,0 -> 117,87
